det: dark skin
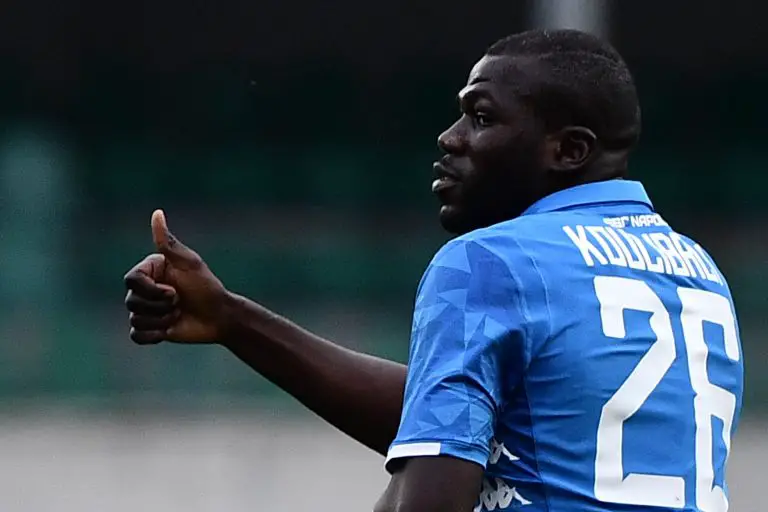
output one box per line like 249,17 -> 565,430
124,54 -> 629,511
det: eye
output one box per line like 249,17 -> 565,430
474,111 -> 493,127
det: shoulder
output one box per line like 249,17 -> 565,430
429,214 -> 560,271
427,215 -> 555,314
426,228 -> 511,283
417,220 -> 553,364
421,216 -> 557,301
416,229 -> 514,303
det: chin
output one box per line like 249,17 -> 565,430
438,204 -> 475,235
439,202 -> 513,235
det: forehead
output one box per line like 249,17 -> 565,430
458,55 -> 536,103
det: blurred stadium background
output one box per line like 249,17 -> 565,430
0,0 -> 765,510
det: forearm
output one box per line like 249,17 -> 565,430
220,292 -> 406,455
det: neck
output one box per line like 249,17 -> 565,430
545,158 -> 627,200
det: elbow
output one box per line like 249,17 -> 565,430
373,505 -> 401,512
373,495 -> 406,512
373,500 -> 421,512
373,498 -> 393,512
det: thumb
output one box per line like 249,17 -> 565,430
151,209 -> 198,264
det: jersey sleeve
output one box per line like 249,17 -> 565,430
385,237 -> 533,472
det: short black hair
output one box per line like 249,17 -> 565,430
486,29 -> 641,150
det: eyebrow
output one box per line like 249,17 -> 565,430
457,85 -> 494,104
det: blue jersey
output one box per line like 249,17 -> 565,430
386,180 -> 744,512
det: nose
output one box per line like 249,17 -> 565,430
437,119 -> 464,155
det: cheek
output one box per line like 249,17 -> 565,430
469,134 -> 525,176
471,125 -> 530,157
468,138 -> 541,195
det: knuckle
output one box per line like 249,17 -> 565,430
123,272 -> 137,287
129,312 -> 175,330
131,328 -> 156,345
125,295 -> 142,311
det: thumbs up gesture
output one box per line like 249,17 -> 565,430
124,210 -> 231,344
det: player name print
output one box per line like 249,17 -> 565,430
563,219 -> 723,285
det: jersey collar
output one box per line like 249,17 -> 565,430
522,179 -> 654,216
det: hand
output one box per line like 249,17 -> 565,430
124,209 -> 231,344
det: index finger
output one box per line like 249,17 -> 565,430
123,254 -> 174,300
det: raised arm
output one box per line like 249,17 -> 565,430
123,210 -> 405,455
220,294 -> 405,454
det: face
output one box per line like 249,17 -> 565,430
433,55 -> 549,235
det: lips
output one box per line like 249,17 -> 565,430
433,160 -> 460,180
432,161 -> 461,193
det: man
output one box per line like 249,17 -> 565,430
124,29 -> 744,511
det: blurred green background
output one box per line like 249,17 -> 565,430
0,0 -> 765,412
0,1 -> 765,509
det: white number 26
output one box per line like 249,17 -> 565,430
593,276 -> 740,511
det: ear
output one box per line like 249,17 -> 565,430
542,126 -> 597,172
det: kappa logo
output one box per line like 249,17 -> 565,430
475,477 -> 532,510
478,439 -> 531,509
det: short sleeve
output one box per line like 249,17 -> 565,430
385,237 -> 531,472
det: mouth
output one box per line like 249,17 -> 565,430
432,161 -> 460,193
